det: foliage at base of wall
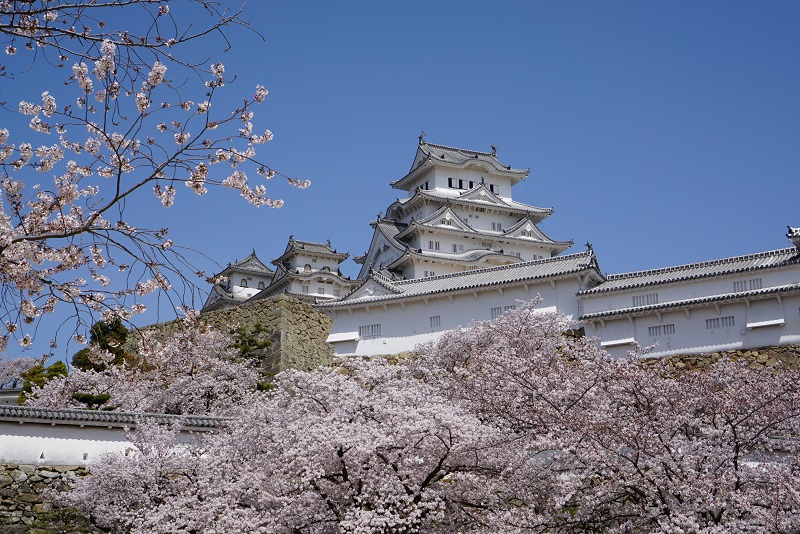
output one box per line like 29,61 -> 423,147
0,465 -> 98,533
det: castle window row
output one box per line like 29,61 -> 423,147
448,178 -> 475,190
430,315 -> 441,328
648,324 -> 675,337
706,316 -> 735,329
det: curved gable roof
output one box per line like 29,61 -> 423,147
391,139 -> 529,191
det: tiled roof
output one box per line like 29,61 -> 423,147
218,251 -> 274,277
0,405 -> 225,429
579,247 -> 800,295
581,283 -> 800,321
387,189 -> 553,222
415,141 -> 529,176
272,237 -> 348,265
317,250 -> 602,308
388,248 -> 520,268
391,140 -> 530,190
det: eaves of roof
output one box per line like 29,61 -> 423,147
580,247 -> 800,295
317,251 -> 601,309
386,188 -> 553,223
391,142 -> 529,191
0,405 -> 226,430
580,283 -> 800,321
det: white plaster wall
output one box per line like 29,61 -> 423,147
0,422 -> 198,465
592,294 -> 800,359
327,278 -> 583,356
582,269 -> 800,315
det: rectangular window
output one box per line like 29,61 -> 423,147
429,240 -> 440,250
334,289 -> 341,297
469,181 -> 474,189
491,307 -> 502,319
318,287 -> 325,295
424,270 -> 436,277
504,305 -> 516,313
632,293 -> 658,307
458,179 -> 465,189
430,316 -> 441,328
706,316 -> 735,330
491,222 -> 502,232
648,324 -> 675,337
448,177 -> 455,188
312,258 -> 317,263
302,286 -> 308,293
481,241 -> 492,248
452,244 -> 463,252
734,278 -> 762,292
358,324 -> 382,338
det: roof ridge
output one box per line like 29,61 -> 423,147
423,141 -> 494,157
605,247 -> 799,280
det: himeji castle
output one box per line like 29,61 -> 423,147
207,136 -> 800,359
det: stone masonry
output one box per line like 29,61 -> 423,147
0,464 -> 99,533
134,294 -> 334,375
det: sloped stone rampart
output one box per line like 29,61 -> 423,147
643,344 -> 800,372
0,464 -> 99,532
134,295 -> 334,374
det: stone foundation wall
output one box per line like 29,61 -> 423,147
134,294 -> 334,374
0,464 -> 98,532
645,343 -> 800,372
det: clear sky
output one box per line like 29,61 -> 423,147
3,1 -> 800,358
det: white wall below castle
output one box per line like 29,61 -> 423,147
327,277 -> 583,356
591,294 -> 800,359
0,421 -> 198,465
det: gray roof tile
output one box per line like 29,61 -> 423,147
581,283 -> 800,320
0,405 -> 225,429
580,247 -> 800,295
317,251 -> 601,308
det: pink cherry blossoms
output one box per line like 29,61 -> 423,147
56,301 -> 800,532
0,0 -> 309,349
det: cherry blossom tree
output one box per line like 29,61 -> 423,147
0,352 -> 38,388
0,1 -> 309,352
54,301 -> 800,532
61,358 -> 504,533
420,300 -> 800,532
25,310 -> 260,415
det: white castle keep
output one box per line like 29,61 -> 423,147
206,137 -> 800,359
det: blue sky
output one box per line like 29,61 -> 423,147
210,0 -> 799,279
3,1 -> 799,358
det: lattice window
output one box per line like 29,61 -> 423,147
359,324 -> 382,338
706,316 -> 735,329
648,324 -> 675,336
633,293 -> 658,307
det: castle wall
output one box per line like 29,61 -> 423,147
142,294 -> 334,374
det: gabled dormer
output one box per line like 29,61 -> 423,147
390,136 -> 529,194
272,236 -> 349,275
201,250 -> 275,312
